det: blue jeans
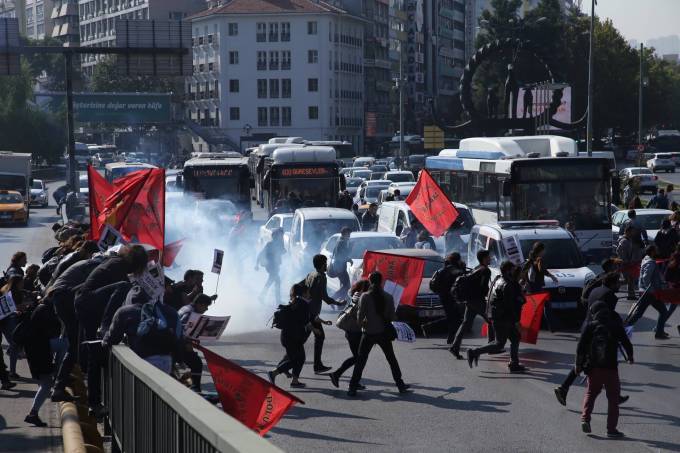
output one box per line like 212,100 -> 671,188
0,315 -> 19,374
30,337 -> 69,414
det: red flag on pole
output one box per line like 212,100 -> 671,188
196,345 -> 303,436
405,169 -> 459,237
87,165 -> 113,240
362,251 -> 425,307
162,238 -> 185,267
481,292 -> 550,344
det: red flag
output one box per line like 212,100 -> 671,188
362,251 -> 425,307
405,169 -> 459,237
196,345 -> 303,435
87,165 -> 113,240
162,239 -> 185,267
481,292 -> 550,344
653,289 -> 680,304
96,168 -> 165,250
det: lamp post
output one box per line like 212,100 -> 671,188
586,0 -> 595,156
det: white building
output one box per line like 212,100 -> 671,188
187,0 -> 365,153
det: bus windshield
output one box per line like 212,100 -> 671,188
184,167 -> 249,202
272,177 -> 336,207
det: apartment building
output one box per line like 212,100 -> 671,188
51,0 -> 79,45
25,0 -> 52,39
187,0 -> 365,152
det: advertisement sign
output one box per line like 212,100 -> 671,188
516,86 -> 571,129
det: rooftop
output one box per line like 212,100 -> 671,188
191,0 -> 346,19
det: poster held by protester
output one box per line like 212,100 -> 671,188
97,224 -> 128,251
130,261 -> 165,302
362,251 -> 425,307
0,291 -> 16,321
405,169 -> 459,237
502,235 -> 524,266
185,313 -> 231,339
212,249 -> 224,274
196,345 -> 303,435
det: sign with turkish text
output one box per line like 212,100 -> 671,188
362,251 -> 425,307
279,167 -> 332,178
406,169 -> 459,237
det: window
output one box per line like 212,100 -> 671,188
257,51 -> 267,70
229,79 -> 239,93
308,78 -> 318,92
228,23 -> 238,36
268,51 -> 279,70
281,22 -> 290,41
268,22 -> 278,42
307,21 -> 317,35
208,62 -> 214,71
281,50 -> 291,70
229,51 -> 239,64
282,107 -> 291,126
282,79 -> 291,98
308,50 -> 318,63
26,7 -> 34,24
270,107 -> 280,126
230,107 -> 240,120
269,79 -> 279,98
256,22 -> 266,42
36,4 -> 43,21
308,106 -> 319,120
257,79 -> 267,98
214,80 -> 219,96
257,107 -> 268,126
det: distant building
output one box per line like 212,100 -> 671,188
187,0 -> 365,153
51,0 -> 79,45
0,0 -> 26,34
25,0 -> 53,39
662,53 -> 679,64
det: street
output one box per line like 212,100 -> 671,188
5,201 -> 679,452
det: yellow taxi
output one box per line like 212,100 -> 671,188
0,190 -> 28,225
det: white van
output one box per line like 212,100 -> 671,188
376,201 -> 475,257
288,208 -> 361,269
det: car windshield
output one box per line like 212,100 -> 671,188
366,186 -> 390,198
630,168 -> 652,175
636,214 -> 670,230
304,219 -> 359,250
0,193 -> 23,203
657,154 -> 672,159
519,239 -> 584,268
386,173 -> 413,182
347,237 -> 401,259
346,178 -> 362,188
422,257 -> 444,277
32,181 -> 43,189
353,170 -> 371,178
370,165 -> 387,172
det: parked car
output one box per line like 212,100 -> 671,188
384,170 -> 415,183
321,232 -> 402,297
258,213 -> 293,249
619,167 -> 658,194
647,153 -> 676,173
353,156 -> 375,168
30,179 -> 48,208
611,208 -> 673,243
0,190 -> 28,225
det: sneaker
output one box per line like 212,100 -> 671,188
508,363 -> 527,373
581,421 -> 591,433
554,387 -> 567,406
607,430 -> 625,438
267,371 -> 276,385
397,384 -> 412,394
51,389 -> 76,403
314,365 -> 332,375
329,372 -> 339,388
619,395 -> 630,405
347,388 -> 357,397
1,381 -> 16,391
654,332 -> 670,340
24,414 -> 47,427
449,349 -> 463,360
466,350 -> 476,369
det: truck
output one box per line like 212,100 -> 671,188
0,151 -> 32,218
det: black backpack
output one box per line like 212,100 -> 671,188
429,268 -> 446,294
585,321 -> 612,371
451,268 -> 477,302
136,301 -> 179,355
272,304 -> 293,330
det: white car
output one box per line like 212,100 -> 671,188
344,177 -> 363,196
350,168 -> 372,180
353,180 -> 392,209
76,173 -> 90,206
353,157 -> 375,168
384,171 -> 415,183
611,208 -> 673,243
647,153 -> 676,173
320,232 -> 402,298
30,179 -> 48,207
468,221 -> 596,313
258,213 -> 293,249
619,167 -> 658,194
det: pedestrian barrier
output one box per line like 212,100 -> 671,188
104,345 -> 282,453
60,365 -> 104,453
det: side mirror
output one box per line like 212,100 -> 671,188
502,180 -> 511,197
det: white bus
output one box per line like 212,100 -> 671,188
426,136 -> 617,264
104,162 -> 157,183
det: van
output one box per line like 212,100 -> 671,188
376,201 -> 475,257
288,208 -> 361,269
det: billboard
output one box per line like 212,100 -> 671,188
515,86 -> 572,130
35,92 -> 172,124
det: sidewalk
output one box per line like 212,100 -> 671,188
0,347 -> 61,453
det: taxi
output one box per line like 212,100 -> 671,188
0,190 -> 28,225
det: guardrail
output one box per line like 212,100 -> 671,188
104,345 -> 282,453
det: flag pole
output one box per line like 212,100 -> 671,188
215,272 -> 221,294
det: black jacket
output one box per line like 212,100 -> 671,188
435,264 -> 465,303
78,256 -> 130,295
304,271 -> 336,318
486,275 -> 524,323
576,304 -> 633,370
49,255 -> 106,294
23,299 -> 62,378
361,212 -> 377,231
281,297 -> 312,344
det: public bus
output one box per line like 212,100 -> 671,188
258,146 -> 344,217
304,140 -> 355,165
182,154 -> 251,213
426,136 -> 617,263
104,162 -> 157,183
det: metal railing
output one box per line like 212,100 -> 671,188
104,346 -> 282,453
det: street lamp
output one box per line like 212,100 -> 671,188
586,0 -> 595,156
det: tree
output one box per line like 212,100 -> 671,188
89,57 -> 183,101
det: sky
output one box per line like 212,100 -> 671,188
580,0 -> 680,43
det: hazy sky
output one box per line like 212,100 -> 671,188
581,0 -> 680,42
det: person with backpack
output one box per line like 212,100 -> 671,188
329,280 -> 369,388
617,227 -> 643,300
580,259 -> 619,307
522,242 -> 559,331
625,244 -> 671,339
348,271 -> 410,397
256,227 -> 286,303
466,261 -> 526,373
449,250 -> 494,360
429,253 -> 466,346
576,301 -> 634,438
178,294 -> 213,392
268,283 -> 314,388
654,219 -> 679,259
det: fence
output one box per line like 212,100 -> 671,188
104,345 -> 282,453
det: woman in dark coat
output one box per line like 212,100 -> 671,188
22,297 -> 67,426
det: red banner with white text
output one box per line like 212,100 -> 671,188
481,292 -> 550,344
405,169 -> 459,237
362,251 -> 425,307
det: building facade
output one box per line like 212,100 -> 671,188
51,0 -> 79,45
78,0 -> 204,72
0,0 -> 26,34
25,0 -> 53,39
187,0 -> 365,153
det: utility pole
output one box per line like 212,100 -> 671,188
399,57 -> 405,164
586,0 -> 595,156
638,43 -> 644,146
64,52 -> 77,191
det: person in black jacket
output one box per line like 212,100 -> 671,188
268,283 -> 313,388
577,301 -> 634,438
431,253 -> 465,345
361,203 -> 379,231
449,250 -> 494,359
467,261 -> 526,372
